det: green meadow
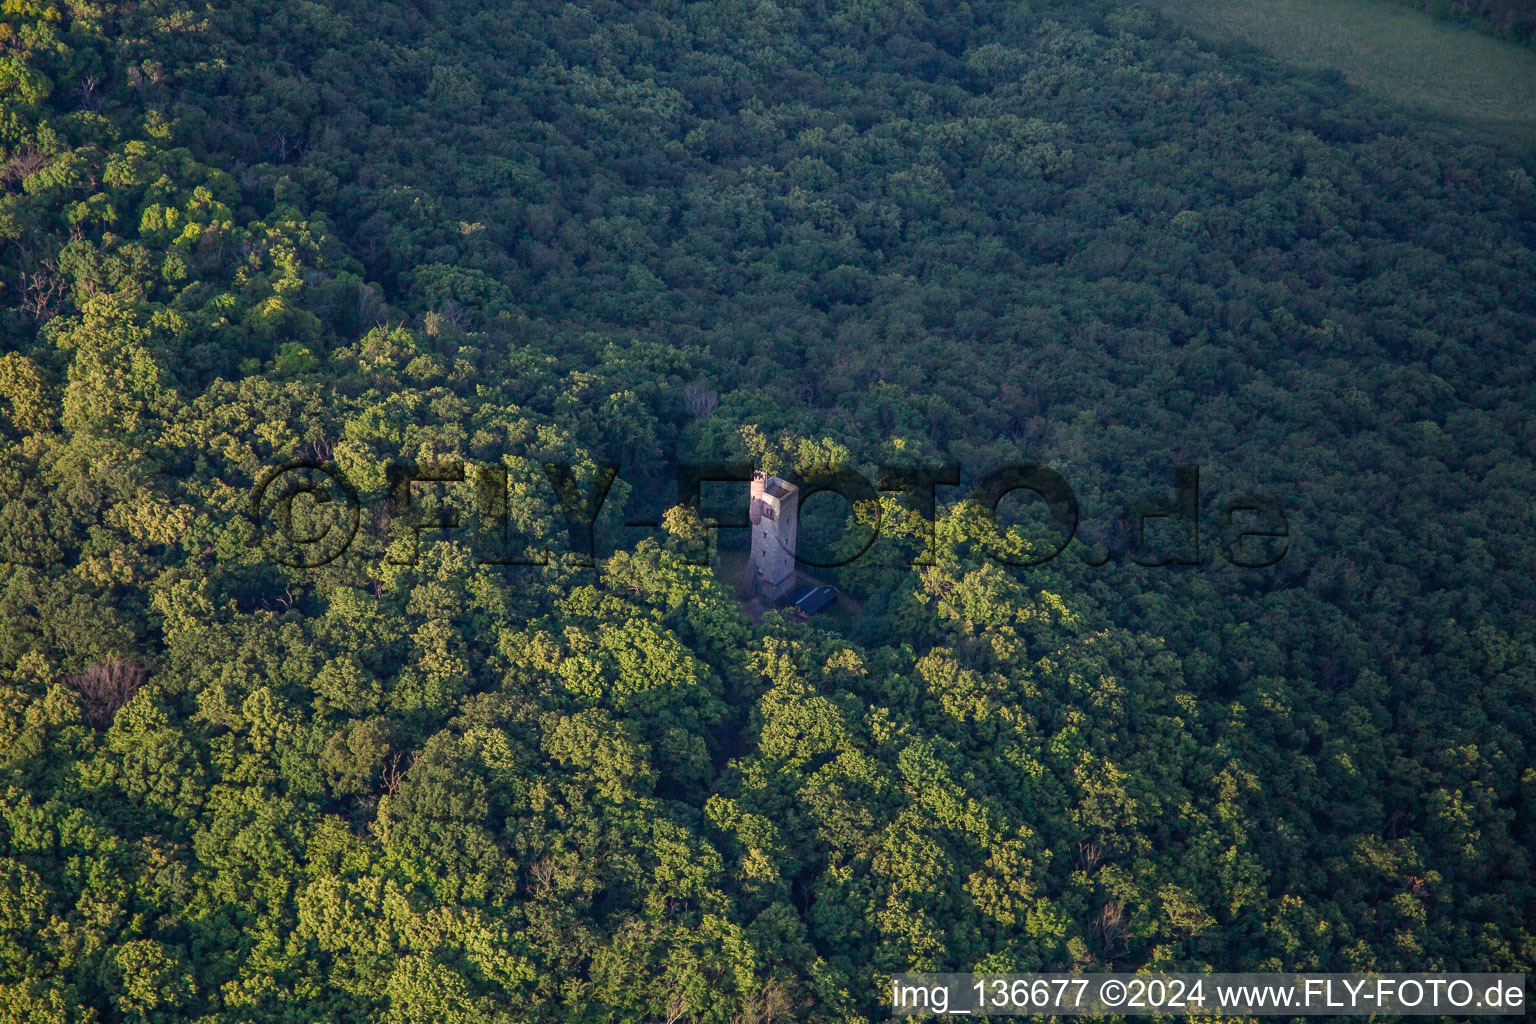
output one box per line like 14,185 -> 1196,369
1156,0 -> 1536,138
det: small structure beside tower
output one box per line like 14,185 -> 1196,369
748,472 -> 799,603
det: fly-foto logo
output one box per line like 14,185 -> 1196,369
248,459 -> 1289,571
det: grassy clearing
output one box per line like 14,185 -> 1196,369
1154,0 -> 1536,139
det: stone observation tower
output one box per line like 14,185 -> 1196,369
748,472 -> 798,603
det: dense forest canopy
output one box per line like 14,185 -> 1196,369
0,0 -> 1532,1021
